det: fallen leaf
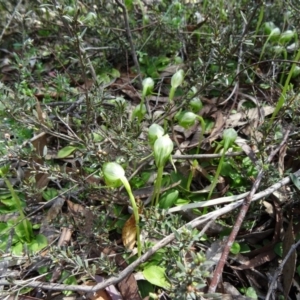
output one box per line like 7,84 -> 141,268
208,111 -> 225,144
92,275 -> 123,300
85,280 -> 113,300
225,106 -> 274,128
122,214 -> 137,250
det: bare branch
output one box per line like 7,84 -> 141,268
208,126 -> 291,293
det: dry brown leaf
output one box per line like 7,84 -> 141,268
67,200 -> 94,237
85,281 -> 112,300
67,199 -> 85,214
233,248 -> 277,270
45,197 -> 66,222
35,98 -> 46,124
92,275 -> 123,300
30,132 -> 48,164
40,197 -> 65,243
207,111 -> 225,144
158,63 -> 185,78
34,172 -> 50,202
57,227 -> 73,247
36,173 -> 50,190
225,106 -> 274,128
283,218 -> 296,299
88,290 -> 111,300
111,77 -> 140,102
278,143 -> 287,176
122,214 -> 137,250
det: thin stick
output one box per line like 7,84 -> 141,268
0,0 -> 23,43
208,127 -> 291,293
115,0 -> 143,89
265,239 -> 300,299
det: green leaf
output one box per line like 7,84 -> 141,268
230,241 -> 240,254
61,271 -> 77,296
110,68 -> 120,78
274,242 -> 283,257
15,219 -> 33,243
239,243 -> 251,253
143,265 -> 170,288
57,146 -> 77,158
245,287 -> 258,299
38,266 -> 48,274
42,188 -> 58,201
12,242 -> 23,255
28,234 -> 48,253
174,198 -> 190,205
137,280 -> 155,299
159,189 -> 179,209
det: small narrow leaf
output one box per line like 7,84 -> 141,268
57,146 -> 77,158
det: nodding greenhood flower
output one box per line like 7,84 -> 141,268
279,30 -> 295,44
102,161 -> 142,257
171,69 -> 184,89
269,27 -> 281,42
272,45 -> 284,55
223,128 -> 237,146
179,112 -> 197,129
148,124 -> 165,146
169,69 -> 185,101
142,77 -> 154,98
189,97 -> 203,114
103,162 -> 125,188
154,135 -> 174,168
264,22 -> 277,35
292,66 -> 300,78
188,86 -> 198,98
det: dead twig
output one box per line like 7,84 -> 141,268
266,239 -> 300,300
115,0 -> 143,90
208,126 -> 291,293
0,0 -> 23,44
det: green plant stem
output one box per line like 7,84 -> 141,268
259,34 -> 272,62
253,5 -> 264,44
152,166 -> 164,206
270,48 -> 300,126
139,96 -> 145,124
121,178 -> 142,257
3,176 -> 32,242
196,116 -> 206,154
279,49 -> 288,85
169,87 -> 175,101
207,152 -> 225,200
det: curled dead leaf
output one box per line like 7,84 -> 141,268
122,214 -> 136,250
